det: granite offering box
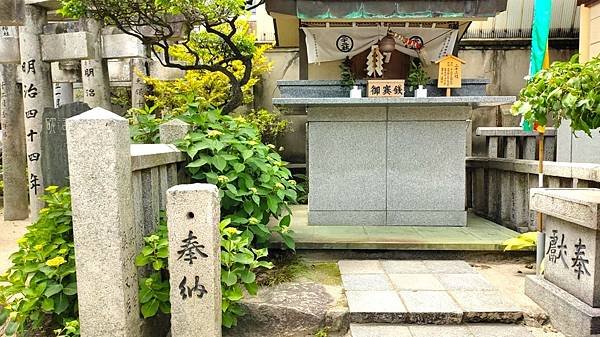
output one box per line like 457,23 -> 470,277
525,188 -> 600,337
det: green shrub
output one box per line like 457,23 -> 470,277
237,109 -> 290,147
512,55 -> 600,135
134,105 -> 296,328
135,215 -> 273,328
129,104 -> 163,144
407,59 -> 430,91
177,105 -> 298,249
0,186 -> 79,336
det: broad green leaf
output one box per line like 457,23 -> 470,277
281,233 -> 296,251
63,282 -> 77,296
0,308 -> 8,325
141,299 -> 160,318
187,157 -> 208,168
267,195 -> 278,214
233,252 -> 254,265
240,270 -> 256,284
279,214 -> 291,227
213,156 -> 227,171
222,271 -> 238,286
41,298 -> 54,312
54,293 -> 69,314
44,284 -> 63,297
244,282 -> 258,295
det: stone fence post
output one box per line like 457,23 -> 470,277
167,184 -> 221,337
159,118 -> 191,144
1,63 -> 29,220
525,188 -> 600,337
66,108 -> 141,337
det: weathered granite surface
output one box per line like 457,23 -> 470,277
159,118 -> 191,144
525,276 -> 600,337
526,188 -> 600,337
307,105 -> 469,226
224,282 -> 347,337
167,184 -> 221,337
66,108 -> 142,337
277,79 -> 491,98
274,96 -> 515,107
530,188 -> 600,308
340,260 -> 523,325
476,126 -> 557,137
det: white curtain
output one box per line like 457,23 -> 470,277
302,26 -> 458,65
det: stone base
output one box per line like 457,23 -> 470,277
525,275 -> 600,337
308,210 -> 467,226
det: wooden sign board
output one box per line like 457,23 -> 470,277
435,55 -> 465,89
367,79 -> 405,97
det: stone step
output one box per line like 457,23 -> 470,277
340,260 -> 524,325
349,323 -> 535,337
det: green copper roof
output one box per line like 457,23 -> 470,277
295,1 -> 507,20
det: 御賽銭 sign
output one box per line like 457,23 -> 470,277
435,55 -> 465,89
367,80 -> 405,97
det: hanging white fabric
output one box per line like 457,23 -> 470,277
302,26 -> 458,64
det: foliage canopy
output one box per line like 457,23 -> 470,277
59,0 -> 266,113
512,55 -> 600,135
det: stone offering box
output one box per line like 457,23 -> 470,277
525,188 -> 600,337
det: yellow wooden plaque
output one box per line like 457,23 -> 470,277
367,80 -> 405,97
435,55 -> 465,89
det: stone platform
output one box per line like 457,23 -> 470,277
349,323 -> 535,337
340,260 -> 523,325
270,206 -> 525,251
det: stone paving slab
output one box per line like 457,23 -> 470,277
451,291 -> 522,322
342,274 -> 393,291
349,324 -> 535,337
339,260 -> 385,274
437,274 -> 495,291
340,260 -> 525,324
346,291 -> 406,313
389,274 -> 445,291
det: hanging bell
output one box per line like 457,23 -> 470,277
378,33 -> 396,53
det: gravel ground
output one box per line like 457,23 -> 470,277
0,208 -> 30,273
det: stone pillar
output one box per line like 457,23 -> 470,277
53,82 -> 73,108
19,4 -> 54,219
66,108 -> 141,337
167,184 -> 221,337
524,137 -> 537,160
487,136 -> 499,158
526,188 -> 600,337
504,136 -> 517,159
130,58 -> 146,109
80,19 -> 111,109
0,64 -> 28,220
159,119 -> 191,144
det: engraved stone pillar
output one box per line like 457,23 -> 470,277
130,58 -> 146,109
167,184 -> 221,337
19,4 -> 53,219
1,63 -> 28,220
80,19 -> 111,109
53,82 -> 73,108
66,108 -> 141,337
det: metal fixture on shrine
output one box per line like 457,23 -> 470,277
377,33 -> 396,53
